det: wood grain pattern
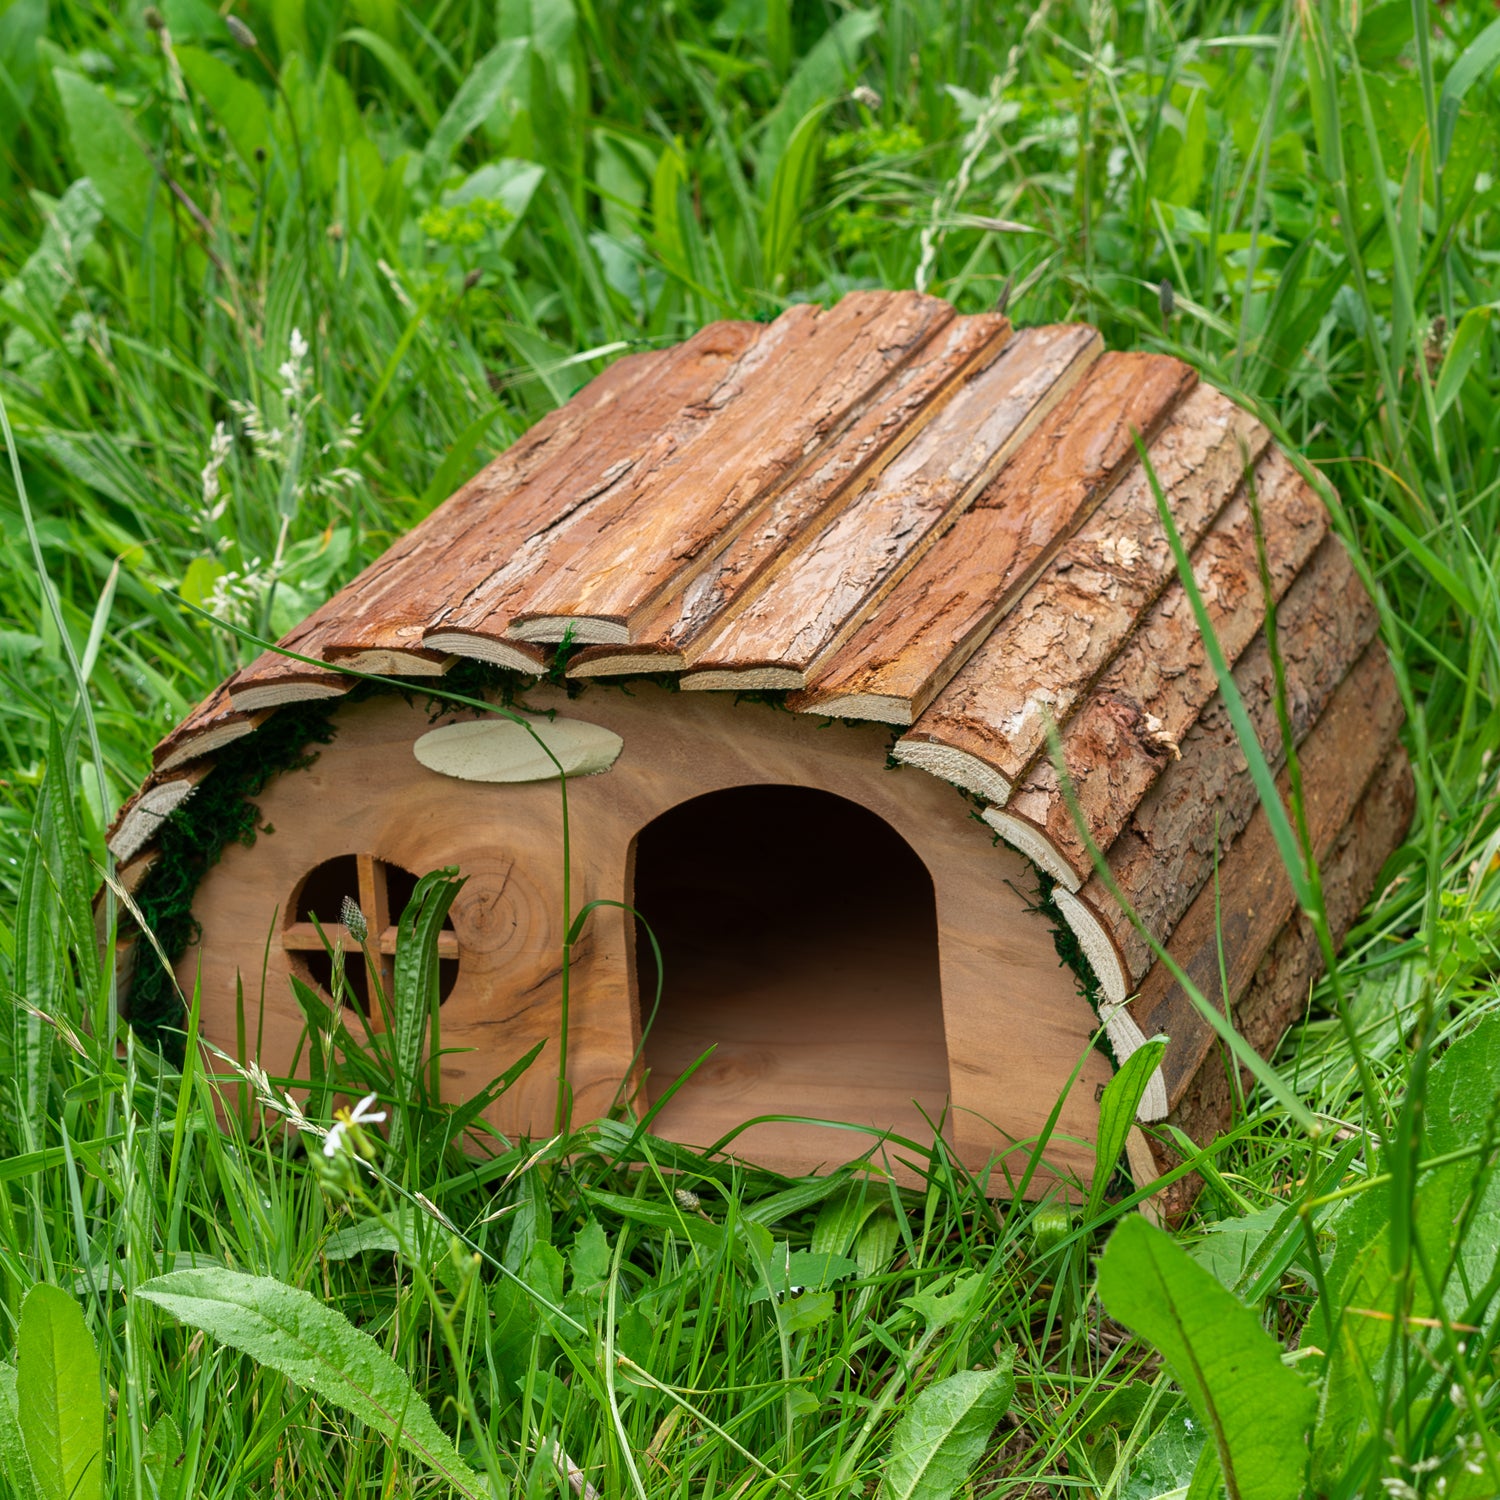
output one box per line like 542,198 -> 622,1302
994,451 -> 1330,886
566,313 -> 1013,678
1143,743 -> 1414,1220
482,292 -> 957,644
893,385 -> 1271,800
233,334 -> 743,687
1122,640 -> 1404,1102
788,352 -> 1197,723
153,686 -> 268,772
182,683 -> 1109,1192
679,324 -> 1102,689
107,762 -> 211,862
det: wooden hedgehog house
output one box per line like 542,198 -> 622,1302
111,291 -> 1412,1199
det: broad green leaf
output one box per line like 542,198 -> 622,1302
135,1270 -> 491,1500
1435,306 -> 1492,420
748,1248 -> 859,1302
1086,1037 -> 1167,1223
441,159 -> 546,251
53,71 -> 160,244
568,1219 -> 611,1295
755,9 -> 878,185
1422,1012 -> 1500,1296
900,1271 -> 985,1333
322,1206 -> 419,1261
141,1414 -> 184,1500
0,0 -> 47,144
1098,1217 -> 1315,1500
761,103 -> 827,284
855,1210 -> 901,1279
1438,16 -> 1500,168
879,1356 -> 1016,1500
424,38 -> 529,177
810,1185 -> 886,1256
0,1365 -> 43,1500
1,178 -> 103,329
270,0 -> 309,62
1187,1202 -> 1307,1296
389,868 -> 463,1149
781,1290 -> 837,1333
1120,1411 -> 1203,1500
650,141 -> 689,277
176,47 -> 270,166
16,1285 -> 103,1500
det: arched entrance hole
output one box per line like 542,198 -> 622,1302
630,785 -> 952,1167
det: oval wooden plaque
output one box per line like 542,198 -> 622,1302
413,716 -> 623,783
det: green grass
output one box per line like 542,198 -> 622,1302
1,0 -> 1499,1494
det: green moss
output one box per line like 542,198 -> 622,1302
126,701 -> 341,1056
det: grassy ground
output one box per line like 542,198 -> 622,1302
1,0 -> 1499,1495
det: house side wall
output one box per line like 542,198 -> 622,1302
181,683 -> 1109,1189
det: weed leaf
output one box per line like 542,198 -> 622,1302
878,1355 -> 1015,1500
16,1285 -> 102,1500
1438,16 -> 1500,167
0,1365 -> 42,1500
1435,306 -> 1492,420
1086,1036 -> 1167,1223
424,38 -> 528,177
135,1269 -> 492,1500
142,1414 -> 184,1500
53,71 -> 159,245
1097,1217 -> 1314,1500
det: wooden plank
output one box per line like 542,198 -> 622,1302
679,323 -> 1103,691
990,451 -> 1331,887
1144,743 -> 1414,1221
1116,640 -> 1404,1101
1086,615 -> 1398,990
282,921 -> 459,959
106,762 -> 212,862
565,312 -> 1013,679
354,329 -> 758,659
892,385 -> 1270,804
469,292 -> 957,645
153,686 -> 269,772
234,334 -> 742,687
788,351 -> 1198,723
230,669 -> 349,713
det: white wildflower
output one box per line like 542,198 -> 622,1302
205,562 -> 262,628
201,420 -> 232,521
312,466 -> 362,496
278,327 -> 309,405
323,1092 -> 388,1158
228,398 -> 285,463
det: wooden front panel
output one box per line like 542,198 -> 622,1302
181,684 -> 1107,1192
